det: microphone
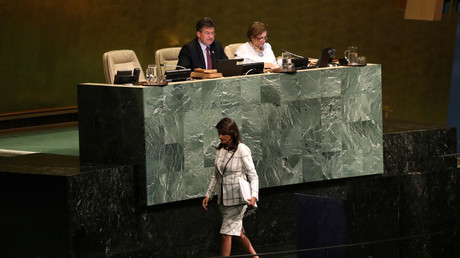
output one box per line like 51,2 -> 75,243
161,64 -> 187,70
282,49 -> 304,59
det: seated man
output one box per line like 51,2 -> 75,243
177,17 -> 228,70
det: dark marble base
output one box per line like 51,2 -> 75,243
383,119 -> 458,175
0,154 -> 136,257
0,121 -> 459,257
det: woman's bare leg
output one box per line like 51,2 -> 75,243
221,234 -> 232,257
235,229 -> 258,258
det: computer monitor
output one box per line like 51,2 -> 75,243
113,68 -> 140,85
217,58 -> 244,77
291,58 -> 310,70
242,62 -> 264,75
317,48 -> 336,68
165,69 -> 192,82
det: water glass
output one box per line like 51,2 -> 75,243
344,46 -> 358,66
146,65 -> 158,83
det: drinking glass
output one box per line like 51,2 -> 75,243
281,52 -> 294,71
344,46 -> 358,66
146,65 -> 157,83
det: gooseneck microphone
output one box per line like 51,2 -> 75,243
161,64 -> 187,70
282,49 -> 304,59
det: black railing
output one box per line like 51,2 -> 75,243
206,231 -> 444,258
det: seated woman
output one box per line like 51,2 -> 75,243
235,22 -> 279,69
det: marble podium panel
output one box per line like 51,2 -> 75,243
78,64 -> 383,206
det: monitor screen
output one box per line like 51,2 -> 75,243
317,48 -> 335,68
217,59 -> 244,77
291,58 -> 310,70
113,68 -> 140,85
242,62 -> 264,75
165,69 -> 192,82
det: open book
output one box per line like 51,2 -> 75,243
238,177 -> 251,204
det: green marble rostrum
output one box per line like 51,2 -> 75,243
142,65 -> 383,205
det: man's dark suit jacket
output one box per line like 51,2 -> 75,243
177,38 -> 228,70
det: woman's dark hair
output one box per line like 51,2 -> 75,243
247,21 -> 268,39
215,117 -> 241,150
196,17 -> 216,32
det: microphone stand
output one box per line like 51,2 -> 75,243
281,49 -> 304,59
160,64 -> 187,70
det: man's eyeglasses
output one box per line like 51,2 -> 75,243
202,31 -> 216,36
255,35 -> 269,41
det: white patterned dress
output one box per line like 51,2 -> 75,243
205,143 -> 259,236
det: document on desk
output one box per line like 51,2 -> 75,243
238,177 -> 251,203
